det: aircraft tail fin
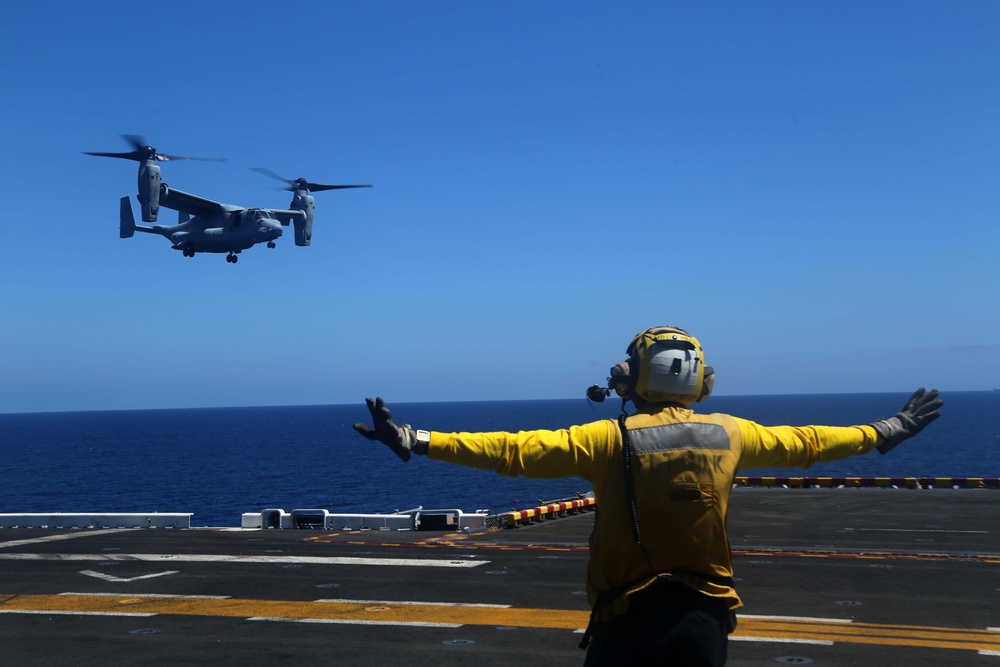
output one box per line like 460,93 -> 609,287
119,196 -> 136,238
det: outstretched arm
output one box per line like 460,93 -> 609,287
736,388 -> 944,470
352,397 -> 615,481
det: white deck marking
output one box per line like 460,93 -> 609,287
0,553 -> 488,568
79,569 -> 179,583
842,527 -> 987,534
0,529 -> 130,549
730,636 -> 835,645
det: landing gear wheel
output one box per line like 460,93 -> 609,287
267,241 -> 276,249
226,253 -> 239,264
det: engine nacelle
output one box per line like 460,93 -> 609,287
292,218 -> 313,246
137,161 -> 162,222
290,191 -> 315,246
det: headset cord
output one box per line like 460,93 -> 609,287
618,412 -> 656,574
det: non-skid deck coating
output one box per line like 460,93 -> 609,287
0,488 -> 997,666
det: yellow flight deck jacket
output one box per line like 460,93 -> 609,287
427,405 -> 881,620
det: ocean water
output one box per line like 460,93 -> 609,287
1,392 -> 996,527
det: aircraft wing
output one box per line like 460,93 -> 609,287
158,186 -> 234,216
265,209 -> 308,226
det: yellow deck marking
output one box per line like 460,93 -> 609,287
1,594 -> 998,653
730,617 -> 1000,652
0,594 -> 584,630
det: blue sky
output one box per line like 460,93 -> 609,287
1,1 -> 997,413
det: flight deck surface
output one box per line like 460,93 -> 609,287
1,488 -> 997,666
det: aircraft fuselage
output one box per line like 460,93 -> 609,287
153,211 -> 284,254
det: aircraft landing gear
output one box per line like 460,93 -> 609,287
267,241 -> 276,249
226,253 -> 239,264
183,248 -> 195,257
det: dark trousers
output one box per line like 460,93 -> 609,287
583,582 -> 730,667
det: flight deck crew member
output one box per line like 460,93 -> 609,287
353,326 -> 944,667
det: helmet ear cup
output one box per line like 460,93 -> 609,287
697,366 -> 715,402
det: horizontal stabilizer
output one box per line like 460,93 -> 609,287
119,196 -> 135,238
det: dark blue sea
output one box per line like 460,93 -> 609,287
1,392 -> 996,527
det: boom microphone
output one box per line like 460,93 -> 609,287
587,384 -> 611,403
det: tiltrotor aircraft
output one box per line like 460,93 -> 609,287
85,135 -> 371,263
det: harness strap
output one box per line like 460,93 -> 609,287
619,413 -> 643,544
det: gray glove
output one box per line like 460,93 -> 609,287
872,388 -> 943,454
352,397 -> 427,461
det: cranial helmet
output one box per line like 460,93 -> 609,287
607,326 -> 714,406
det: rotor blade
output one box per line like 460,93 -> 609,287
252,168 -> 372,192
83,151 -> 140,161
251,167 -> 294,186
88,136 -> 225,163
307,184 -> 373,191
124,136 -> 224,162
123,134 -> 147,152
158,154 -> 227,163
